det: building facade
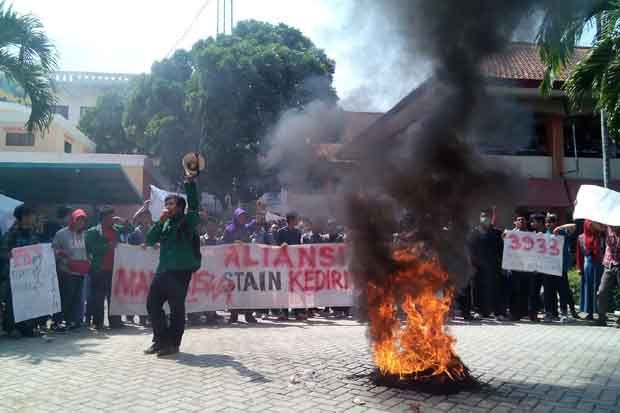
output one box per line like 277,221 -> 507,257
51,71 -> 136,126
0,101 -> 96,154
331,43 -> 617,223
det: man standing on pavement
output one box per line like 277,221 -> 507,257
276,212 -> 305,320
596,225 -> 620,327
468,209 -> 506,320
53,209 -> 90,330
85,206 -> 124,330
144,175 -> 201,356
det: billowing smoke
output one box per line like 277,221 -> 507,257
262,101 -> 346,218
345,0 -> 546,304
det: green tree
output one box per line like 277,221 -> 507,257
123,50 -> 196,183
191,20 -> 337,200
78,92 -> 137,154
0,1 -> 57,131
537,1 -> 620,135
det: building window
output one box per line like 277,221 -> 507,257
564,115 -> 607,158
80,106 -> 94,120
53,105 -> 69,119
64,141 -> 72,153
6,132 -> 35,146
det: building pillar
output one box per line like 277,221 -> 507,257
547,115 -> 565,178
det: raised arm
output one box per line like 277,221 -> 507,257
184,179 -> 200,230
553,223 -> 576,235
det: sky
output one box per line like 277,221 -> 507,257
11,1 -> 597,112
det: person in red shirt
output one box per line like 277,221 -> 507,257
85,206 -> 124,330
596,226 -> 620,326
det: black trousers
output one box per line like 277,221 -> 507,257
473,266 -> 505,316
542,273 -> 569,316
60,273 -> 85,326
528,273 -> 543,317
89,270 -> 122,327
509,271 -> 530,320
147,270 -> 192,348
456,284 -> 472,317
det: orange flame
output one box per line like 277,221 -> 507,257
368,249 -> 465,380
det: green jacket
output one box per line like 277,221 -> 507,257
85,223 -> 128,274
147,181 -> 201,273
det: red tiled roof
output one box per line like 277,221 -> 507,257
342,111 -> 383,143
481,42 -> 590,82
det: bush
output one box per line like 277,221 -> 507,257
568,267 -> 620,312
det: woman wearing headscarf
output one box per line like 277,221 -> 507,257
576,220 -> 604,320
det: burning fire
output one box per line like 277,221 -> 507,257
368,248 -> 466,381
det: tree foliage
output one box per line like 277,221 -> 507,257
87,20 -> 336,200
0,1 -> 57,131
78,92 -> 136,154
537,0 -> 620,137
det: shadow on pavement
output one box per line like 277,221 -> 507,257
0,334 -> 102,365
174,353 -> 272,383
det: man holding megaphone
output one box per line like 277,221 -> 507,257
143,153 -> 204,357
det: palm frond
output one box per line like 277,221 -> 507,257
0,0 -> 57,131
536,0 -> 610,94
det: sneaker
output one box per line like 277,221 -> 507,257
496,315 -> 507,322
245,314 -> 258,324
157,346 -> 180,357
543,314 -> 553,323
144,343 -> 163,355
585,314 -> 594,321
559,316 -> 569,324
472,313 -> 481,321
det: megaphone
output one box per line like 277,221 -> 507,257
182,152 -> 206,178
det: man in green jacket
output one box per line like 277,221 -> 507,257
85,206 -> 128,330
144,177 -> 201,357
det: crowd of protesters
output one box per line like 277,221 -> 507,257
0,201 -> 350,339
462,209 -> 620,326
2,200 -> 620,340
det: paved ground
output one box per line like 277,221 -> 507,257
1,317 -> 620,413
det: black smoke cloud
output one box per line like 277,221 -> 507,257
346,1 -> 546,298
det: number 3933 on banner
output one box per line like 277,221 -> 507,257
501,231 -> 564,276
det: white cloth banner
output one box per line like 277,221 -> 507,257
149,185 -> 186,222
573,185 -> 620,226
10,243 -> 61,323
501,231 -> 564,276
110,243 -> 354,315
0,194 -> 22,234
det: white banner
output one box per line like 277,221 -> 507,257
573,185 -> 620,226
501,231 -> 564,276
10,243 -> 61,323
110,243 -> 354,315
149,185 -> 186,222
0,194 -> 22,234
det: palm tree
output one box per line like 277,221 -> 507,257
536,1 -> 620,135
0,1 -> 57,131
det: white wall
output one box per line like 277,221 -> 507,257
483,155 -> 552,179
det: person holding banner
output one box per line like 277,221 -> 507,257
52,209 -> 90,330
596,225 -> 620,327
144,176 -> 201,356
0,205 -> 41,338
222,208 -> 258,324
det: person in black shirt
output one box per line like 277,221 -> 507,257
276,212 -> 302,246
469,209 -> 505,320
275,212 -> 304,320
